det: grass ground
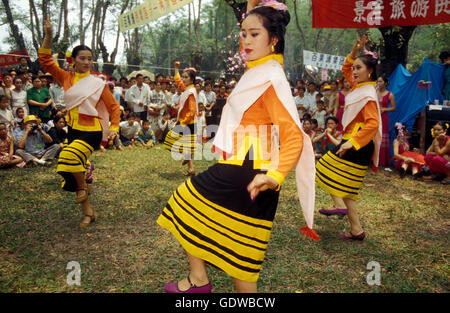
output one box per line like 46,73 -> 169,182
0,144 -> 448,293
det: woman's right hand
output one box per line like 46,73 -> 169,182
174,61 -> 180,69
44,16 -> 52,38
351,35 -> 368,58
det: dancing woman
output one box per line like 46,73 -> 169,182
316,35 -> 382,240
163,62 -> 198,176
157,0 -> 317,293
39,17 -> 121,227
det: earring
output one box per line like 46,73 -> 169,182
368,73 -> 371,78
271,45 -> 275,53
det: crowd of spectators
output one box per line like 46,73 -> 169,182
0,56 -> 448,184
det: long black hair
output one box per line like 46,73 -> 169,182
72,45 -> 93,59
246,6 -> 290,54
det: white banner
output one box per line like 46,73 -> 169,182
303,50 -> 346,71
119,0 -> 194,32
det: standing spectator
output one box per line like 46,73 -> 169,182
14,115 -> 61,166
312,116 -> 343,157
16,57 -> 31,73
0,122 -> 25,168
327,80 -> 339,116
334,77 -> 351,131
294,86 -> 308,117
304,81 -> 318,114
311,100 -> 326,129
377,75 -> 396,167
148,81 -> 167,131
11,78 -> 29,117
27,76 -> 52,123
119,113 -> 140,148
0,95 -> 14,133
127,74 -> 151,123
49,79 -> 66,112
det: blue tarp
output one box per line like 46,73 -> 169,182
387,58 -> 445,154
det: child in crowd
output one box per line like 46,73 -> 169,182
311,100 -> 326,129
392,122 -> 425,179
424,121 -> 450,184
157,111 -> 176,143
0,95 -> 14,134
311,118 -> 320,133
312,116 -> 342,158
137,120 -> 156,148
119,113 -> 140,149
0,122 -> 26,168
15,107 -> 25,126
103,130 -> 123,151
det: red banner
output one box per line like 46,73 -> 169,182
0,49 -> 29,68
312,0 -> 450,28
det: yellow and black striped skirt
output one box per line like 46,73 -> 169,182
56,127 -> 102,192
163,122 -> 198,157
157,156 -> 279,282
316,141 -> 374,200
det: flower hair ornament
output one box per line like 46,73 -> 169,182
364,48 -> 378,60
256,0 -> 288,11
395,122 -> 404,138
183,67 -> 197,73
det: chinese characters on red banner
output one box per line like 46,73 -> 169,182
312,0 -> 450,28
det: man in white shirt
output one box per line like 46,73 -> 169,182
304,81 -> 318,114
294,86 -> 308,119
126,74 -> 151,122
148,81 -> 167,131
49,81 -> 66,112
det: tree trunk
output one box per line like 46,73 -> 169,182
378,26 -> 416,77
1,0 -> 27,51
223,0 -> 246,23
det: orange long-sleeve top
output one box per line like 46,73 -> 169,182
341,54 -> 380,150
38,48 -> 121,133
219,85 -> 303,187
174,75 -> 197,126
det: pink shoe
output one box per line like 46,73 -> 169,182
164,276 -> 212,293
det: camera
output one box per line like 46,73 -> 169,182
31,124 -> 39,133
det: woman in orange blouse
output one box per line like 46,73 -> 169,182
40,17 -> 120,227
163,61 -> 198,176
157,1 -> 317,293
316,35 -> 381,241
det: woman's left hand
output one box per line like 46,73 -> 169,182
336,141 -> 354,158
247,174 -> 278,201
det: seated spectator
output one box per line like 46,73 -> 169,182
11,77 -> 29,117
312,116 -> 342,158
47,115 -> 68,150
119,113 -> 140,149
137,120 -> 156,148
100,129 -> 123,151
157,111 -> 176,143
424,122 -> 450,184
311,118 -> 320,133
301,112 -> 311,122
302,119 -> 315,139
0,95 -> 14,134
311,100 -> 326,129
13,115 -> 61,166
392,122 -> 425,179
0,122 -> 25,168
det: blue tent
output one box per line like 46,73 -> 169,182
387,58 -> 445,156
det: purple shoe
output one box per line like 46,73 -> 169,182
86,163 -> 94,184
339,231 -> 366,241
319,208 -> 348,219
164,276 -> 212,293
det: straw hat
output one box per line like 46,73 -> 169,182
23,115 -> 41,124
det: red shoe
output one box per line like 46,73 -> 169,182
164,276 -> 212,293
